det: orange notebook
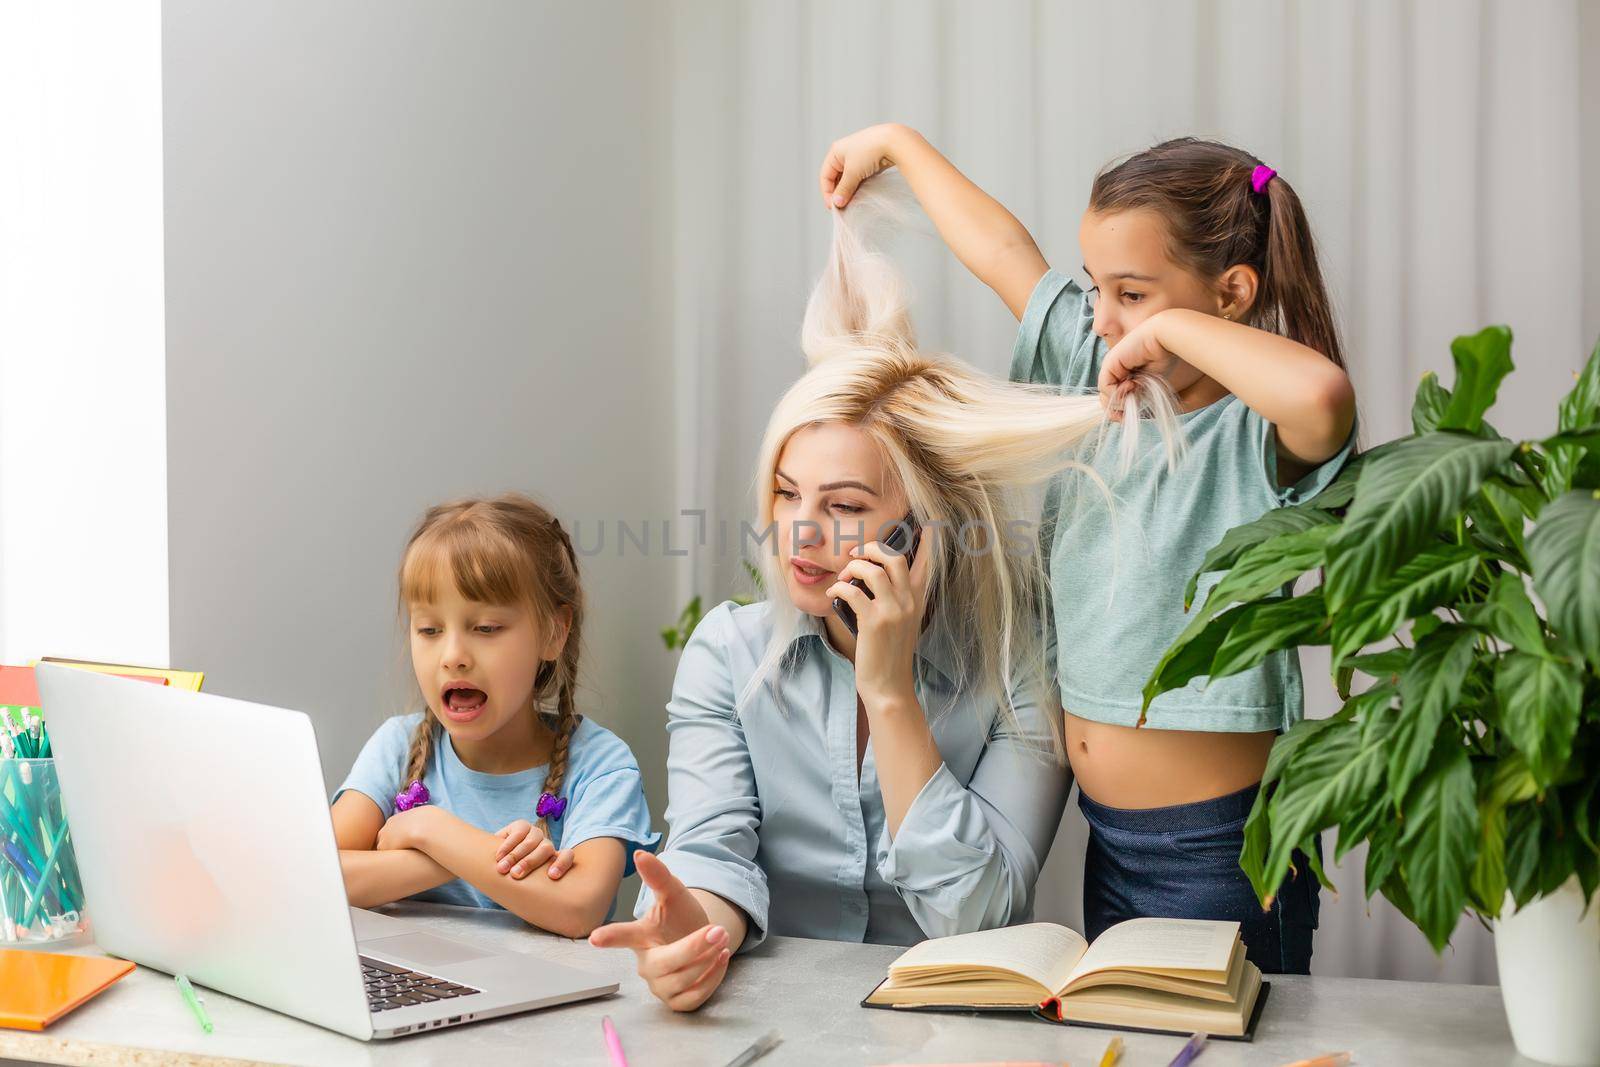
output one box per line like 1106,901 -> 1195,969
0,950 -> 136,1030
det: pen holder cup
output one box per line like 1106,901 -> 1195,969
0,759 -> 88,945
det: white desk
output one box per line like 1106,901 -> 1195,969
0,902 -> 1535,1066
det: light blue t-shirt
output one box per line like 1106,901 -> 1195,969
1011,269 -> 1356,732
337,712 -> 660,913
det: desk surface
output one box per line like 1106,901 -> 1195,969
0,902 -> 1534,1067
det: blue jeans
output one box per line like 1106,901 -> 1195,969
1078,784 -> 1320,975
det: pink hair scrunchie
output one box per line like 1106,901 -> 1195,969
1250,164 -> 1276,195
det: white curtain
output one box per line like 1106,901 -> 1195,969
665,0 -> 1597,983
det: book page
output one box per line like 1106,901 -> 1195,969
888,923 -> 1087,994
1064,918 -> 1238,988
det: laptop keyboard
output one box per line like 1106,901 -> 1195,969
360,956 -> 482,1013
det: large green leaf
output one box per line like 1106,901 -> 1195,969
1467,481 -> 1533,566
1187,524 -> 1336,629
1544,332 -> 1598,494
1412,371 -> 1451,435
1183,505 -> 1336,610
1471,799 -> 1508,918
1142,602 -> 1240,714
1465,574 -> 1548,658
1329,544 -> 1480,663
1439,326 -> 1514,434
1575,775 -> 1600,857
1504,804 -> 1544,908
1242,709 -> 1359,901
1398,738 -> 1479,951
1308,439 -> 1408,513
1259,718 -> 1387,900
1494,650 -> 1584,787
1540,426 -> 1600,497
1343,648 -> 1412,683
1142,593 -> 1328,712
1544,425 -> 1600,453
1478,754 -> 1541,914
1557,336 -> 1600,434
1208,594 -> 1329,680
1527,490 -> 1600,671
1485,752 -> 1541,810
1505,802 -> 1580,908
1390,624 -> 1479,803
1324,433 -> 1516,612
1335,688 -> 1401,862
1536,810 -> 1578,903
1365,823 -> 1401,905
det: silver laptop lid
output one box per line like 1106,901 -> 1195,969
37,664 -> 374,1041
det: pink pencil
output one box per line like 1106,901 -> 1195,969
602,1015 -> 629,1067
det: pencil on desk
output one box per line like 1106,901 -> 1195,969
1098,1035 -> 1124,1067
1167,1032 -> 1207,1067
175,974 -> 213,1034
1278,1054 -> 1352,1067
601,1015 -> 628,1067
721,1028 -> 781,1067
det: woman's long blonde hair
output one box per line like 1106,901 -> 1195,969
740,178 -> 1182,755
398,494 -> 585,834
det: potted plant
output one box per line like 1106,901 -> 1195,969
1143,327 -> 1600,1065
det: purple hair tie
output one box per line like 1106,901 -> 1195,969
536,792 -> 567,821
1250,164 -> 1276,195
394,779 -> 430,812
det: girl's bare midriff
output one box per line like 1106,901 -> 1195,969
1064,711 -> 1277,810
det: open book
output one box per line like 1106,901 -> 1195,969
862,918 -> 1265,1039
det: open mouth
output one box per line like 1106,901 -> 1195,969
440,682 -> 488,721
790,558 -> 835,587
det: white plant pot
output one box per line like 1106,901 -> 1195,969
1495,876 -> 1600,1066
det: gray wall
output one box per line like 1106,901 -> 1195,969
163,1 -> 678,911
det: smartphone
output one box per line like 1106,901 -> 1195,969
831,513 -> 921,637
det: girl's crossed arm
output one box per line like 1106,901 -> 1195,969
333,791 -> 454,907
374,803 -> 624,939
332,792 -> 606,938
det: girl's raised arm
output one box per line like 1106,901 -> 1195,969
820,123 -> 1047,318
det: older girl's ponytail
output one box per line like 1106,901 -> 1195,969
1259,171 -> 1346,369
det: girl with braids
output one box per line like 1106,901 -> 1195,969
820,126 -> 1358,974
589,182 -> 1181,1011
332,494 -> 659,938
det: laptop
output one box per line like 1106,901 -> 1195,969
35,663 -> 618,1040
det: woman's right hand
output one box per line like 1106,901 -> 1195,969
588,851 -> 732,1011
819,123 -> 913,209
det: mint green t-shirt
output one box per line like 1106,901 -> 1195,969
1011,270 -> 1355,732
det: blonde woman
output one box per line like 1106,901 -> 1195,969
589,185 -> 1179,1011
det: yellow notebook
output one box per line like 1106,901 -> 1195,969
34,657 -> 204,692
0,950 -> 136,1030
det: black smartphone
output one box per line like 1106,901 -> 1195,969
831,513 -> 921,637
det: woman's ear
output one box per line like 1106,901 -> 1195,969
1216,264 -> 1259,321
540,604 -> 574,661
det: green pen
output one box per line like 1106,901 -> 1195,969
175,974 -> 214,1033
